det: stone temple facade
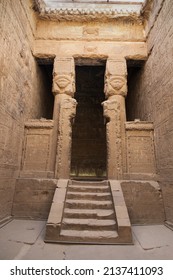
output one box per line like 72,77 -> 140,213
0,0 -> 173,243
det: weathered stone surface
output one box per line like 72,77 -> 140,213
0,0 -> 172,230
0,0 -> 53,220
121,181 -> 165,224
33,41 -> 147,61
102,58 -> 127,179
45,180 -> 132,244
12,179 -> 57,219
161,182 -> 173,223
34,0 -> 145,22
125,121 -> 156,175
20,119 -> 54,176
126,0 -> 173,223
36,20 -> 145,42
55,96 -> 77,179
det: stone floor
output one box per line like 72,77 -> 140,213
0,219 -> 173,260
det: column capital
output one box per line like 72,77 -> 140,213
52,57 -> 75,97
104,58 -> 127,99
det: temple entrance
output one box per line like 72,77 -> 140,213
70,65 -> 107,179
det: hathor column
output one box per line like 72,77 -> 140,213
50,57 -> 77,179
102,58 -> 127,179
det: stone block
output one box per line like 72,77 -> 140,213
121,181 -> 165,224
161,182 -> 173,224
12,179 -> 57,219
47,202 -> 64,224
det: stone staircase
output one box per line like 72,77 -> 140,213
45,180 -> 132,244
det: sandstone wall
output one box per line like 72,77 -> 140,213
12,179 -> 57,219
0,0 -> 52,220
121,181 -> 165,224
126,0 -> 173,223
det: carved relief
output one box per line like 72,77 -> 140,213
83,26 -> 99,36
102,98 -> 122,179
104,75 -> 127,98
52,58 -> 75,97
106,59 -> 127,76
53,74 -> 75,96
21,120 -> 53,173
84,45 -> 98,54
125,122 -> 156,174
56,97 -> 77,179
104,58 -> 127,98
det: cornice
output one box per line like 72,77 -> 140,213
33,0 -> 145,22
125,121 -> 154,130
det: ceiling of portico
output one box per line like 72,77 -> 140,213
34,0 -> 148,22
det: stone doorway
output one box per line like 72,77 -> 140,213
70,65 -> 107,180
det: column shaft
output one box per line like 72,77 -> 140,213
103,58 -> 127,179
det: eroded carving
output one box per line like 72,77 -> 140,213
125,121 -> 156,174
83,27 -> 99,36
104,59 -> 127,98
52,58 -> 75,97
102,98 -> 122,179
53,74 -> 75,96
104,75 -> 127,98
56,97 -> 77,179
84,45 -> 98,54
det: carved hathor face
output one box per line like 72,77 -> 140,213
55,75 -> 71,89
104,75 -> 127,97
53,74 -> 75,96
109,76 -> 125,90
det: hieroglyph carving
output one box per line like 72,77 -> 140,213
52,57 -> 75,97
55,97 -> 77,179
102,97 -> 122,179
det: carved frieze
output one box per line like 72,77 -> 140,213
34,0 -> 144,23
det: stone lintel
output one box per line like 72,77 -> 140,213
33,41 -> 147,61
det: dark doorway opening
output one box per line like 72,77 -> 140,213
36,58 -> 54,119
71,65 -> 107,180
126,60 -> 145,121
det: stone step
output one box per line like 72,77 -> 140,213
66,192 -> 111,201
70,180 -> 109,187
63,218 -> 116,226
65,199 -> 113,209
68,185 -> 110,193
62,221 -> 116,231
60,229 -> 118,240
64,209 -> 115,219
45,180 -> 133,244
